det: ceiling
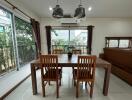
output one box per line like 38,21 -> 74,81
14,0 -> 132,18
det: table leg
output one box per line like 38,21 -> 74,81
103,65 -> 111,96
31,64 -> 37,95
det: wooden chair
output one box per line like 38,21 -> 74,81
73,55 -> 96,98
72,49 -> 81,80
72,49 -> 81,54
40,55 -> 61,98
52,49 -> 63,54
52,49 -> 63,78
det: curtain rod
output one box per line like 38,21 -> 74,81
52,26 -> 90,27
51,25 -> 94,27
4,0 -> 32,19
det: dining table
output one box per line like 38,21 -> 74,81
30,54 -> 111,96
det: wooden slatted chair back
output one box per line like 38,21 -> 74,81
77,55 -> 96,80
40,55 -> 58,79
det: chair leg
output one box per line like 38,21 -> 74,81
61,68 -> 62,78
72,68 -> 76,86
73,73 -> 76,86
85,81 -> 87,86
42,81 -> 45,97
74,78 -> 76,86
90,82 -> 94,98
56,81 -> 59,98
48,81 -> 50,85
76,81 -> 79,98
59,69 -> 62,86
61,73 -> 62,78
59,78 -> 61,86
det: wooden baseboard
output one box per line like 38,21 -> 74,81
111,65 -> 132,85
0,74 -> 31,100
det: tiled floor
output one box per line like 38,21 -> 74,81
0,63 -> 31,97
4,68 -> 132,100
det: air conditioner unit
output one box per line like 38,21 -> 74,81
59,18 -> 80,24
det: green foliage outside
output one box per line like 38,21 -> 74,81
51,30 -> 87,54
0,25 -> 15,73
15,17 -> 36,65
0,16 -> 36,74
0,8 -> 16,74
51,32 -> 74,53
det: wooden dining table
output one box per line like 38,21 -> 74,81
30,54 -> 111,96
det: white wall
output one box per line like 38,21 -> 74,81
40,18 -> 132,56
0,0 -> 40,22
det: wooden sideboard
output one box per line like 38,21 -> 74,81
100,48 -> 132,85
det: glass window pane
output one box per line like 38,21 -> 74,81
0,26 -> 4,32
109,40 -> 118,47
119,40 -> 129,48
51,30 -> 69,52
0,8 -> 16,75
70,30 -> 87,53
51,29 -> 88,54
15,17 -> 36,66
70,30 -> 87,45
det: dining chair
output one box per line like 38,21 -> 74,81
52,49 -> 63,54
40,55 -> 61,98
72,49 -> 81,54
73,55 -> 96,98
72,49 -> 81,82
52,49 -> 63,79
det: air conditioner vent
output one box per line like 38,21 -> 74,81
59,18 -> 80,24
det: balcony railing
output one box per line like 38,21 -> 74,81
0,44 -> 36,75
52,45 -> 87,54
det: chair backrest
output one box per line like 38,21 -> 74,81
72,49 -> 81,54
52,49 -> 63,54
40,55 -> 58,79
77,55 -> 96,79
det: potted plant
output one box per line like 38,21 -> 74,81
67,46 -> 74,59
68,51 -> 72,59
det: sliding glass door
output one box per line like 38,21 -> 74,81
0,7 -> 36,75
51,29 -> 87,54
0,7 -> 16,74
15,17 -> 36,66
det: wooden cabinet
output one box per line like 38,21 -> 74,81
100,48 -> 132,85
100,37 -> 132,85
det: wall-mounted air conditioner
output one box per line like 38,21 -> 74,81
59,18 -> 81,24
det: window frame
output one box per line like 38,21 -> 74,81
0,5 -> 36,75
105,37 -> 132,48
51,28 -> 88,54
